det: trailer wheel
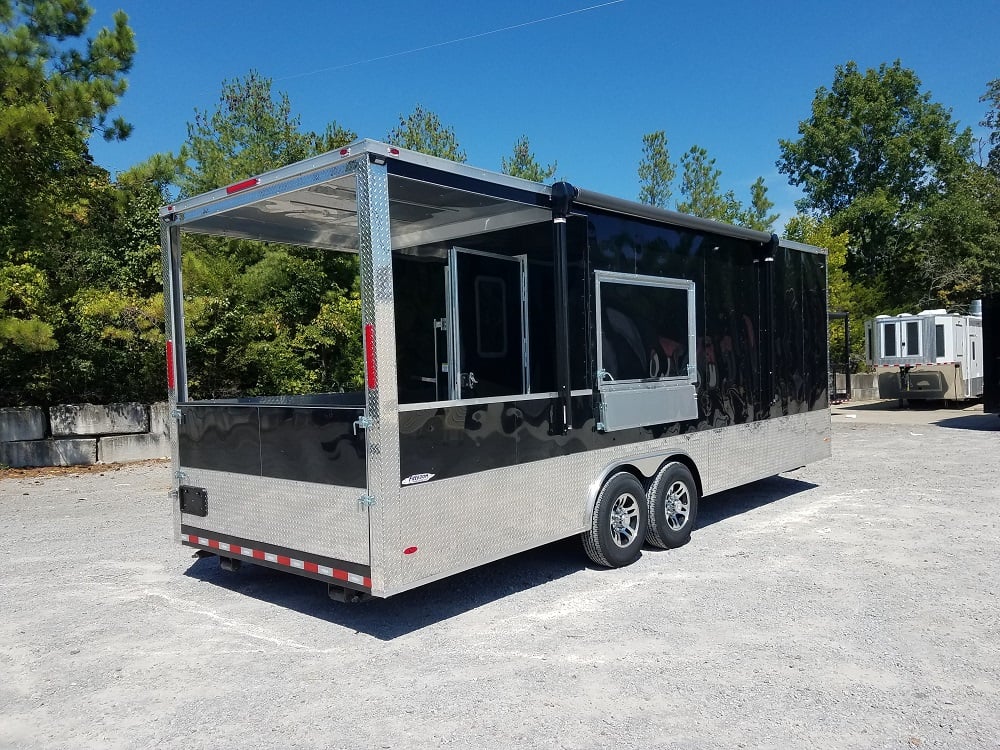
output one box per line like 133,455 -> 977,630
645,461 -> 699,549
582,471 -> 648,567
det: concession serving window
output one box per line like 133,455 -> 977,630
594,271 -> 698,431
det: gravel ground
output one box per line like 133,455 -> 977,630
1,403 -> 998,749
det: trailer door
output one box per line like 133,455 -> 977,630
447,247 -> 528,399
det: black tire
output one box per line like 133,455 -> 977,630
582,471 -> 648,567
645,461 -> 699,549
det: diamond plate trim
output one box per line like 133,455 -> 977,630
383,409 -> 831,596
178,468 -> 370,565
355,158 -> 401,596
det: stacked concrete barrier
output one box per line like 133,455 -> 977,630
0,403 -> 169,468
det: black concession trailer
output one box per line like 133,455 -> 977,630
162,140 -> 831,600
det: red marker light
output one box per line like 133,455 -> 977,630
403,547 -> 418,555
364,324 -> 377,389
388,147 -> 400,155
166,340 -> 175,390
339,148 -> 350,156
225,177 -> 259,195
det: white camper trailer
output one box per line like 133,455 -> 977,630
865,306 -> 984,403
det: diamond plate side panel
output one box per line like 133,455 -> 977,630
178,468 -> 370,564
355,159 -> 401,595
384,409 -> 831,595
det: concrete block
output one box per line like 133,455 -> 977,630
98,433 -> 169,463
50,402 -> 149,437
0,438 -> 97,468
0,407 -> 47,442
149,402 -> 170,437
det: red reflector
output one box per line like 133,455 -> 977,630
365,324 -> 377,389
225,177 -> 259,194
403,547 -> 418,555
388,147 -> 400,155
339,148 -> 350,156
166,340 -> 176,390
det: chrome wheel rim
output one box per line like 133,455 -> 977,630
609,492 -> 641,548
664,481 -> 690,530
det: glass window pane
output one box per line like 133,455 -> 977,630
936,324 -> 946,358
906,321 -> 920,355
884,324 -> 896,357
600,281 -> 689,381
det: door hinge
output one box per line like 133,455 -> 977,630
353,416 -> 372,435
175,470 -> 187,482
358,494 -> 376,508
171,408 -> 184,422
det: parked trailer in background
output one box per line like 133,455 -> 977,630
865,307 -> 984,404
161,140 -> 831,601
984,294 -> 1000,415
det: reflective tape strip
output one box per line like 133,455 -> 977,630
180,533 -> 371,588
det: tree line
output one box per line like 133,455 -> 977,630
2,1 -> 998,405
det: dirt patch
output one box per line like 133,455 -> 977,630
0,458 -> 168,481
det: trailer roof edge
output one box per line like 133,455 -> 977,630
778,238 -> 827,255
572,188 -> 773,244
159,138 -> 553,219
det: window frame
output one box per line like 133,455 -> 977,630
594,270 -> 697,391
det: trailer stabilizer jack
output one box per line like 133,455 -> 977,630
329,584 -> 370,604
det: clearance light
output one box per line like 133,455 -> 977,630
403,547 -> 418,555
339,148 -> 350,156
225,177 -> 259,195
365,324 -> 377,389
388,147 -> 400,155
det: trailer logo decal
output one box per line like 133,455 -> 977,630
402,473 -> 435,485
180,533 -> 371,589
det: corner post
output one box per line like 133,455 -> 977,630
551,181 -> 578,434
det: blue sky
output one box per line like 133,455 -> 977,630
88,0 -> 1000,226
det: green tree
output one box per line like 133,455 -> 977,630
172,72 -> 362,398
637,130 -> 675,208
676,145 -> 742,223
501,135 -> 556,182
387,104 -> 465,161
981,78 -> 1000,175
777,60 -> 973,285
737,177 -> 779,232
178,70 -> 355,195
0,1 -> 135,355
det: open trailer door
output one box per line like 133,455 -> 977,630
162,155 -> 376,598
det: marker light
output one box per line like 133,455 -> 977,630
166,340 -> 176,390
225,177 -> 259,194
365,324 -> 377,389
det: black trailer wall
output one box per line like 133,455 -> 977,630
392,209 -> 828,484
984,293 -> 1000,414
585,210 -> 828,425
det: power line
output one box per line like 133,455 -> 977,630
275,1 -> 627,83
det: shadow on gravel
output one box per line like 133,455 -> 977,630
933,413 -> 1000,431
183,536 -> 589,640
182,474 -> 820,638
696,475 -> 818,529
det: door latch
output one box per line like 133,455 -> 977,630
353,416 -> 372,435
358,494 -> 376,508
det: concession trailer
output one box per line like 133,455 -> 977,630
161,140 -> 831,601
865,306 -> 985,404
